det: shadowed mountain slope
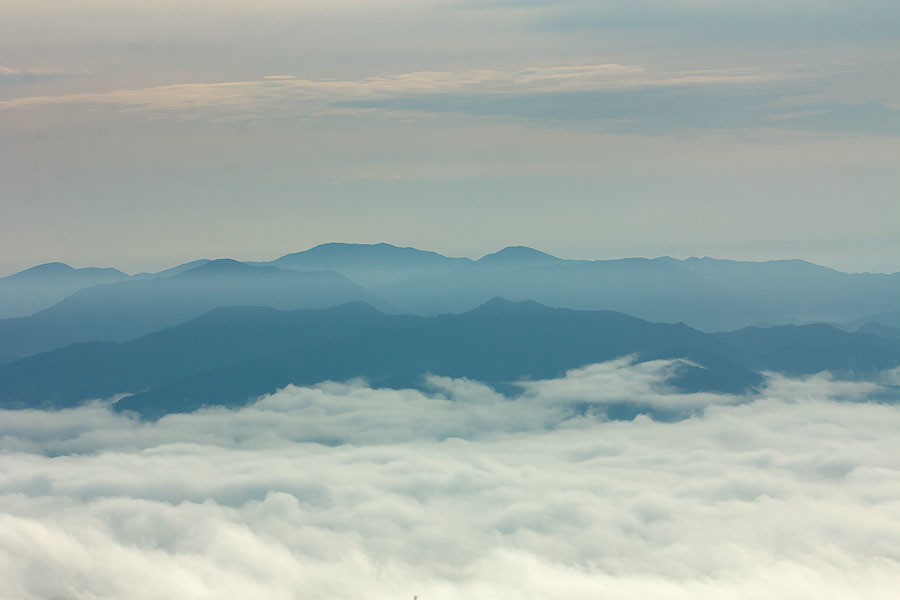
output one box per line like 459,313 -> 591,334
713,324 -> 900,376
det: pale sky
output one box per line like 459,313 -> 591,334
2,0 -> 899,275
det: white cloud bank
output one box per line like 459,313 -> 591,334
1,359 -> 900,599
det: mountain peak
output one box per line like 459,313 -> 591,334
5,262 -> 74,280
272,242 -> 468,266
477,246 -> 560,265
292,242 -> 445,259
183,259 -> 255,275
2,262 -> 128,283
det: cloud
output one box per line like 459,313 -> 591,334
3,62 -> 890,136
0,66 -> 85,85
0,63 -> 789,123
1,359 -> 899,598
466,0 -> 900,43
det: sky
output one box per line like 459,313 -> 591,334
3,360 -> 900,598
2,0 -> 899,275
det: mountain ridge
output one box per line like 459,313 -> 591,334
3,298 -> 898,419
4,243 -> 899,338
0,263 -> 385,358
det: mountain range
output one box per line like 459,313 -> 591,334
0,259 -> 380,358
0,262 -> 129,320
3,244 -> 899,356
1,242 -> 899,413
2,298 -> 899,419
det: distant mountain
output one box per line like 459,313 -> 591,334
360,249 -> 899,331
476,246 -> 564,267
848,310 -> 900,330
713,324 -> 900,375
6,243 -> 899,339
0,262 -> 129,319
856,321 -> 900,340
261,242 -> 472,286
3,299 -> 897,419
673,257 -> 900,327
373,256 -> 765,330
132,259 -> 212,279
0,260 -> 384,358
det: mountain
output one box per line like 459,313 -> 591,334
262,242 -> 472,286
0,260 -> 383,358
672,257 -> 900,327
0,262 -> 129,319
363,250 -> 900,331
3,299 -> 898,419
713,324 -> 900,376
855,321 -> 900,340
132,259 -> 212,279
476,246 -> 564,267
373,256 -> 764,330
5,244 -> 898,344
848,310 -> 900,330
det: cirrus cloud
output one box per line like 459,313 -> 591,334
0,63 -> 787,122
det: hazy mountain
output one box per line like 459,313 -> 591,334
856,321 -> 900,340
476,246 -> 565,267
261,242 -> 472,286
0,262 -> 129,319
131,259 -> 212,279
672,257 -> 900,327
6,244 -> 898,344
0,260 -> 383,358
352,247 -> 899,330
848,310 -> 900,330
3,298 -> 898,419
373,257 -> 764,330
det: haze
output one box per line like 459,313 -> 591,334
2,0 -> 899,274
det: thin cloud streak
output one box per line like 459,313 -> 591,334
0,66 -> 87,85
0,64 -> 788,122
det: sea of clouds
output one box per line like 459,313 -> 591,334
2,357 -> 900,599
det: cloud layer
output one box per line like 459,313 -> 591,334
2,359 -> 899,599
